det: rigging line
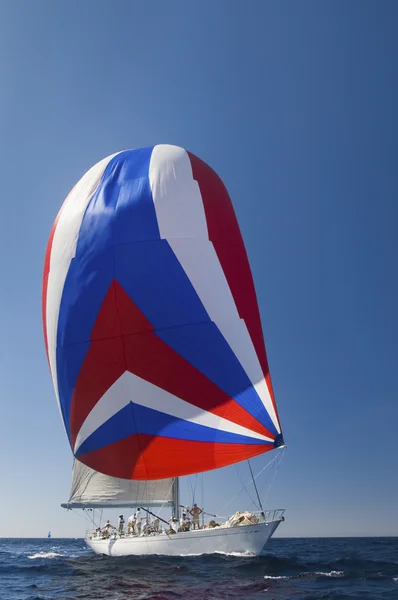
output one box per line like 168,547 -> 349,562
248,459 -> 265,517
188,475 -> 193,498
192,473 -> 198,505
257,448 -> 285,498
246,488 -> 267,513
218,483 -> 253,515
83,508 -> 97,527
89,510 -> 99,528
218,452 -> 282,515
257,449 -> 280,498
156,479 -> 175,517
78,509 -> 91,522
201,472 -> 204,526
188,475 -> 195,506
249,451 -> 282,483
234,464 -> 258,509
70,508 -> 94,525
249,449 -> 284,516
262,448 -> 286,506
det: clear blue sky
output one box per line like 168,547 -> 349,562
0,0 -> 397,538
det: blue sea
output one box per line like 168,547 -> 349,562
0,537 -> 397,600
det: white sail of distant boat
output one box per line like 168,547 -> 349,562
43,145 -> 286,556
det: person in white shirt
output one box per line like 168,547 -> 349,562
179,513 -> 186,532
168,517 -> 178,533
127,513 -> 136,535
135,508 -> 142,534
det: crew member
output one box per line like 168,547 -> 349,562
190,503 -> 203,530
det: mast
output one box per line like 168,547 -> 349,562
172,478 -> 180,520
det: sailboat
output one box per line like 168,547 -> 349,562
43,144 -> 285,556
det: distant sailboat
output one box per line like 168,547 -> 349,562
43,144 -> 286,556
47,531 -> 51,539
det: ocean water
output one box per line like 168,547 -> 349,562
0,537 -> 397,600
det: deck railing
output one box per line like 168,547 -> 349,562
262,509 -> 285,523
86,508 -> 285,540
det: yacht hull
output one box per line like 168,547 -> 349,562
86,519 -> 282,557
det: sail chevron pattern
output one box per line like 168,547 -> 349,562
43,145 -> 284,480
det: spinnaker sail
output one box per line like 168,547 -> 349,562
43,145 -> 283,481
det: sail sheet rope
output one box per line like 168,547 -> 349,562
234,464 -> 258,509
259,447 -> 286,506
245,447 -> 286,513
188,473 -> 198,506
218,449 -> 286,516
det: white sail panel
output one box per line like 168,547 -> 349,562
74,372 -> 272,454
62,460 -> 174,509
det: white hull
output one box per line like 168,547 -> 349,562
86,519 -> 282,557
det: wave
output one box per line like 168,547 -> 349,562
214,550 -> 256,558
28,552 -> 64,560
313,570 -> 345,577
0,537 -> 397,600
264,571 -> 344,580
